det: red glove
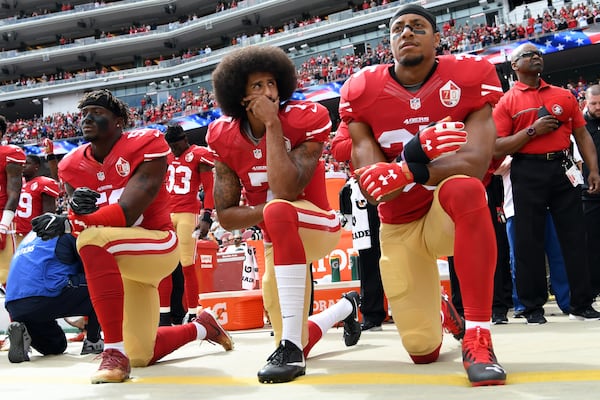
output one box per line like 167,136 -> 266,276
356,161 -> 414,202
42,138 -> 54,155
403,120 -> 467,163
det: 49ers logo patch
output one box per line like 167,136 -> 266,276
115,157 -> 130,177
439,80 -> 461,108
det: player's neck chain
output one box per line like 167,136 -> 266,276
242,119 -> 262,146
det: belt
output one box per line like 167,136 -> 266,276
513,151 -> 566,161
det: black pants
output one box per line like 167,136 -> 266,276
170,263 -> 186,324
582,198 -> 600,297
358,202 -> 386,325
488,175 -> 513,315
5,286 -> 101,355
511,157 -> 593,315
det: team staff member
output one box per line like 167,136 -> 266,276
14,155 -> 60,247
208,45 -> 360,384
340,4 -> 506,386
5,232 -> 103,363
494,44 -> 600,323
160,124 -> 215,324
31,89 -> 233,384
581,84 -> 600,297
0,115 -> 26,287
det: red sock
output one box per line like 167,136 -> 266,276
183,264 -> 199,310
303,320 -> 323,358
263,201 -> 305,265
409,343 -> 441,364
79,245 -> 124,344
158,275 -> 173,308
148,323 -> 197,365
439,178 -> 495,322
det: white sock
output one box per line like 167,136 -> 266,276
465,320 -> 491,331
103,341 -> 126,354
159,307 -> 171,313
274,264 -> 307,350
187,307 -> 198,316
309,296 -> 353,334
193,320 -> 208,340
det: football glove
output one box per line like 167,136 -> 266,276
69,187 -> 101,215
31,213 -> 71,241
356,161 -> 414,202
403,120 -> 467,163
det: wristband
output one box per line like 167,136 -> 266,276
46,154 -> 57,161
82,203 -> 127,227
406,162 -> 430,184
0,210 -> 15,227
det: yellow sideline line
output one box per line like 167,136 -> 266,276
1,371 -> 600,386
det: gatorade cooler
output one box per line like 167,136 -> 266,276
195,239 -> 219,294
199,290 -> 265,331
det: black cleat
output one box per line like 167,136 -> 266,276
258,340 -> 306,383
341,291 -> 361,346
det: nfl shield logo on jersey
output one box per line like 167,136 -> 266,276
439,80 -> 461,108
115,157 -> 131,177
97,171 -> 105,181
185,152 -> 194,163
253,149 -> 262,159
410,98 -> 421,110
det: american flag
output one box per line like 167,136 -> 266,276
472,27 -> 600,64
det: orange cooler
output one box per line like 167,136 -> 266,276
199,289 -> 265,331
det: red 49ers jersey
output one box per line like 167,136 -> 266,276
207,100 -> 332,215
15,175 -> 60,234
58,128 -> 173,231
166,144 -> 214,213
339,56 -> 503,224
0,145 -> 26,211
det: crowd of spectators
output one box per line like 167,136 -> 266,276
439,2 -> 600,53
0,1 -> 599,148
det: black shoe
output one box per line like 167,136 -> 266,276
361,320 -> 382,331
258,340 -> 306,383
569,305 -> 600,321
341,291 -> 361,346
7,322 -> 31,363
525,310 -> 547,325
491,313 -> 508,325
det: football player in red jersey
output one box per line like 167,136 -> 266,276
208,45 -> 360,384
0,115 -> 26,288
159,124 -> 215,324
31,89 -> 233,384
339,4 -> 506,386
14,155 -> 60,247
